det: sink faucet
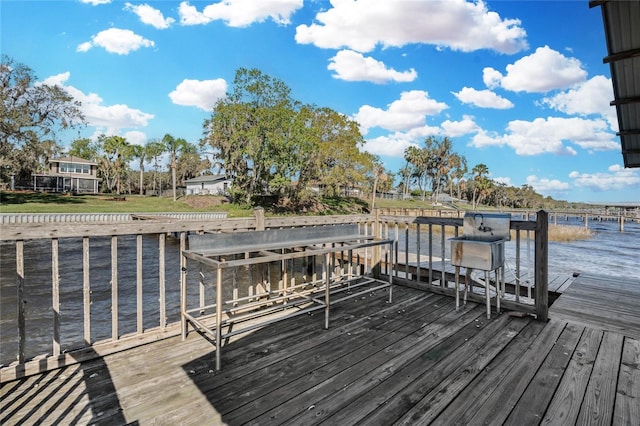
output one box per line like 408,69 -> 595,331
473,213 -> 493,234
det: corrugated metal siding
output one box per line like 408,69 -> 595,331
595,0 -> 640,168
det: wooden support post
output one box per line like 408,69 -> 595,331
535,210 -> 549,321
136,234 -> 143,334
52,238 -> 60,357
17,240 -> 25,364
180,232 -> 187,339
325,252 -> 331,329
620,215 -> 624,232
111,236 -> 119,341
83,237 -> 91,345
416,223 -> 421,281
254,207 -> 265,231
159,233 -> 166,329
371,209 -> 382,278
215,267 -> 223,370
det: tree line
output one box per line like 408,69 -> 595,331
1,55 -> 579,210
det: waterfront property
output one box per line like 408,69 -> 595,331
184,174 -> 231,196
30,156 -> 101,194
1,210 -> 639,424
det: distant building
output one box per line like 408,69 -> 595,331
32,156 -> 101,193
185,175 -> 231,196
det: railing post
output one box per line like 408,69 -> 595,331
254,207 -> 265,231
16,240 -> 25,364
372,209 -> 381,278
535,210 -> 549,321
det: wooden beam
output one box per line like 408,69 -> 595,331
610,95 -> 640,106
588,0 -> 608,8
617,129 -> 640,136
603,47 -> 640,64
535,210 -> 549,322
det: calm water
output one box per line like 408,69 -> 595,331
1,217 -> 638,365
545,217 -> 639,279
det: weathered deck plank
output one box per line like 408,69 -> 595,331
576,331 -> 623,425
541,327 -> 604,425
614,338 -> 640,425
549,273 -> 640,340
3,274 -> 640,425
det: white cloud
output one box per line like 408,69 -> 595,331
569,165 -> 640,192
526,175 -> 570,193
178,2 -> 211,25
493,176 -> 512,186
124,3 -> 175,29
41,72 -> 154,132
354,90 -> 448,134
363,135 -> 418,157
328,50 -> 417,83
483,46 -> 587,93
452,87 -> 514,109
440,115 -> 480,137
541,75 -> 618,131
77,28 -> 155,55
169,78 -> 228,111
178,0 -> 302,27
295,0 -> 527,53
470,117 -> 618,156
80,0 -> 111,5
362,124 -> 442,158
124,130 -> 147,146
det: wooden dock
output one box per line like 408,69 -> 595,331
2,274 -> 640,425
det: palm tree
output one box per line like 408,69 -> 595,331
162,134 -> 188,202
145,140 -> 165,196
100,135 -> 131,195
471,163 -> 490,209
131,144 -> 147,195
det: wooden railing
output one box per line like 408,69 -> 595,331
0,210 -> 548,382
375,210 -> 548,322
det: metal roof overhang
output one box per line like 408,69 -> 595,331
590,0 -> 640,168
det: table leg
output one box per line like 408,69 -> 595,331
216,267 -> 222,370
325,252 -> 330,329
485,270 -> 491,319
455,266 -> 460,310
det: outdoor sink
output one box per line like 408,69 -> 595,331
450,236 -> 506,271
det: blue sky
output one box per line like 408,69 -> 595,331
3,0 -> 639,203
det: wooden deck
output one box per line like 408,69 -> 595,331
2,275 -> 640,425
549,272 -> 640,340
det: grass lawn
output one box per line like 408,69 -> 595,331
0,192 -> 456,216
0,192 -> 253,217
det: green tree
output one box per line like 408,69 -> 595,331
68,137 -> 99,162
130,144 -> 148,196
404,145 -> 429,201
145,140 -> 165,196
203,68 -> 368,207
177,142 -> 209,184
449,153 -> 467,201
0,55 -> 84,183
162,134 -> 189,201
398,163 -> 412,199
308,107 -> 367,198
203,68 -> 297,204
368,155 -> 387,211
99,135 -> 131,194
471,163 -> 492,209
428,136 -> 454,203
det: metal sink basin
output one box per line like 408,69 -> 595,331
450,236 -> 505,270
